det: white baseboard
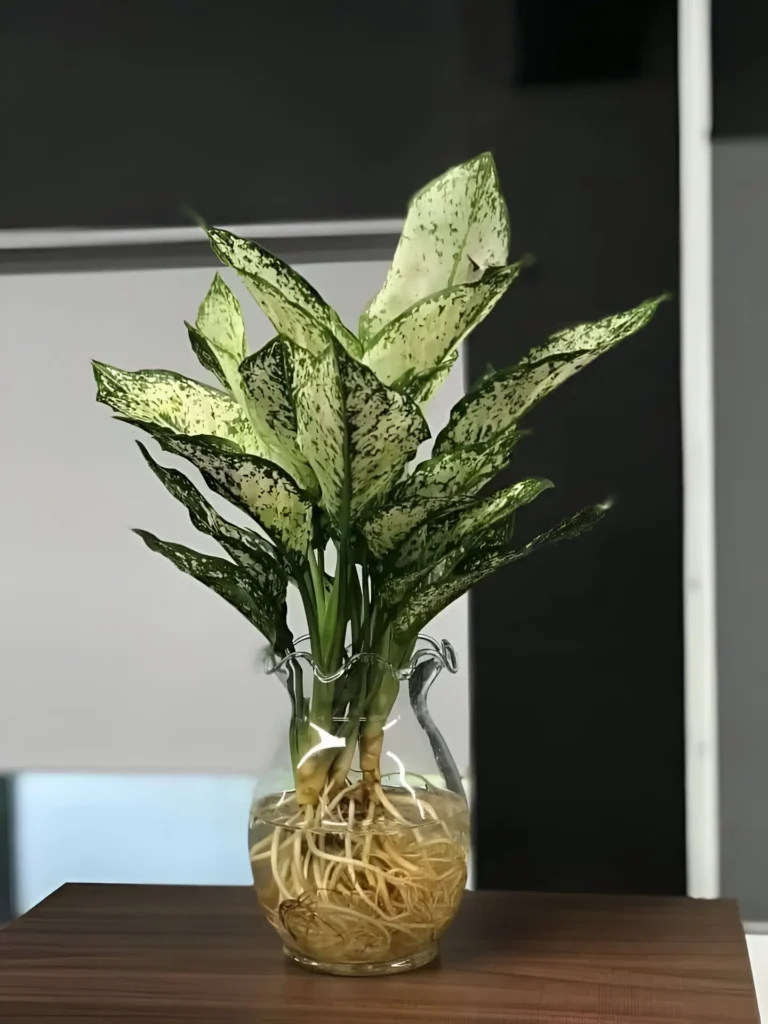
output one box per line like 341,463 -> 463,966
747,934 -> 767,1020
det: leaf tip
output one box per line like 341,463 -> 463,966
135,441 -> 163,476
474,150 -> 498,173
182,206 -> 210,232
91,359 -> 113,400
132,527 -> 155,547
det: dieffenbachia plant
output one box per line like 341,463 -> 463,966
94,153 -> 666,804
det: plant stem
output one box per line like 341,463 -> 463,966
307,546 -> 325,618
295,573 -> 321,660
349,566 -> 362,652
361,553 -> 371,647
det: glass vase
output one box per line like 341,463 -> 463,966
248,637 -> 469,976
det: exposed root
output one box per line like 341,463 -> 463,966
250,785 -> 468,965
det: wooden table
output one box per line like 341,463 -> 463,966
0,884 -> 758,1022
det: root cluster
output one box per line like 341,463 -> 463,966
250,783 -> 467,965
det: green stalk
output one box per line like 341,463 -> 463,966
295,573 -> 321,663
361,554 -> 371,648
358,627 -> 395,784
348,565 -> 362,653
290,566 -> 330,804
358,629 -> 419,786
328,656 -> 369,789
307,546 -> 326,619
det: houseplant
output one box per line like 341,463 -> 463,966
93,153 -> 665,975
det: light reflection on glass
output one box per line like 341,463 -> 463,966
295,722 -> 346,770
385,750 -> 425,819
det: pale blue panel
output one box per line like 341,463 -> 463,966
14,774 -> 255,914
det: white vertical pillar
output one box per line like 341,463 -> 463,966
679,0 -> 719,898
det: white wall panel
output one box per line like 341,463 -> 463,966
0,261 -> 470,774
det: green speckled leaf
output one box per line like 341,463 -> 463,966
363,264 -> 521,386
134,530 -> 289,648
292,341 -> 430,523
391,501 -> 611,640
187,274 -> 247,392
137,442 -> 287,594
290,344 -> 345,520
149,434 -> 312,554
205,226 -> 360,357
435,295 -> 668,455
361,497 -> 471,559
92,361 -> 262,453
395,429 -> 525,501
394,352 -> 458,405
463,501 -> 611,574
378,554 -> 455,609
239,339 -> 317,493
187,326 -> 229,390
360,153 -> 510,341
392,477 -> 553,573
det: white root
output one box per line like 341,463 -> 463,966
327,780 -> 361,813
251,785 -> 468,965
305,828 -> 404,885
344,798 -> 356,883
373,782 -> 408,823
250,810 -> 304,863
270,827 -> 293,902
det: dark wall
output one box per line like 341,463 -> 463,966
712,0 -> 768,137
463,1 -> 685,894
0,0 -> 466,228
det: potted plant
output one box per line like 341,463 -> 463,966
93,153 -> 665,975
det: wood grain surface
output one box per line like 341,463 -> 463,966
0,884 -> 758,1022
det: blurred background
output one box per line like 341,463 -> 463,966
0,0 -> 765,1003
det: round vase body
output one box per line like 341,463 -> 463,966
248,639 -> 469,976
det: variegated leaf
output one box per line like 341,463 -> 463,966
378,509 -> 518,609
463,500 -> 612,574
292,341 -> 430,523
360,153 -> 510,341
187,274 -> 247,392
378,554 -> 455,609
395,428 -> 525,501
92,362 -> 263,453
363,263 -> 521,386
394,352 -> 458,405
239,339 -> 317,493
135,530 -> 290,648
361,497 -> 472,559
391,502 -> 611,640
435,295 -> 668,455
137,442 -> 287,595
149,434 -> 312,554
187,325 -> 229,390
392,477 -> 553,573
204,225 -> 360,357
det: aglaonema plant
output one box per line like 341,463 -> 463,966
93,153 -> 665,807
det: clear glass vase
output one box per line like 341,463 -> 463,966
248,637 -> 469,976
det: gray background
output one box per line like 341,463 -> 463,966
715,140 -> 768,921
